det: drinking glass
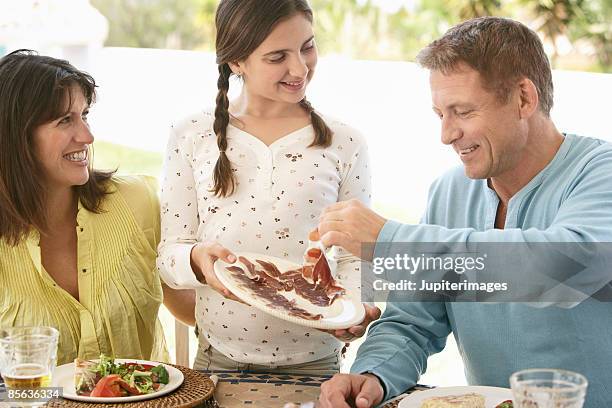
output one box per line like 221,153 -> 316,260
0,326 -> 59,407
510,368 -> 588,408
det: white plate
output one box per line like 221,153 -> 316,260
214,252 -> 366,330
398,386 -> 513,408
53,359 -> 184,403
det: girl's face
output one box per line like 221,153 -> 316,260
33,86 -> 94,191
234,13 -> 317,106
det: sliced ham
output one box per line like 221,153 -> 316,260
224,249 -> 345,320
256,259 -> 281,277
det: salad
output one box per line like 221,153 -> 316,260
74,354 -> 169,397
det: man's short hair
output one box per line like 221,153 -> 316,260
416,17 -> 554,116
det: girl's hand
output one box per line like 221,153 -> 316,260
319,304 -> 381,341
190,241 -> 243,302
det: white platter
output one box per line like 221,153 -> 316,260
214,252 -> 365,330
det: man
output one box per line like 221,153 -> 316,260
317,17 -> 612,408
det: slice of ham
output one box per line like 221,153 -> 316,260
304,247 -> 321,265
310,248 -> 345,300
238,256 -> 258,279
255,259 -> 281,277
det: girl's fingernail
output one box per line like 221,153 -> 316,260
228,255 -> 236,262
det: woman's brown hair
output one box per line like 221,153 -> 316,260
0,49 -> 115,246
213,0 -> 333,197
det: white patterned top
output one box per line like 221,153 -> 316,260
157,108 -> 371,365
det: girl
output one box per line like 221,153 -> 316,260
157,0 -> 375,374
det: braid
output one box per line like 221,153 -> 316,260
300,98 -> 333,148
212,63 -> 236,197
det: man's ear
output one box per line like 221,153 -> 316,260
517,77 -> 539,119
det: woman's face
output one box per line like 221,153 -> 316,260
235,13 -> 317,105
33,86 -> 94,191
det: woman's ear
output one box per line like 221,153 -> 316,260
517,77 -> 539,119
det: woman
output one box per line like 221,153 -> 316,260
0,50 -> 194,365
157,0 -> 380,375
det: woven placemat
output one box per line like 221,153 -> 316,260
382,398 -> 403,408
44,364 -> 214,408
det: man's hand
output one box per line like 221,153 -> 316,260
327,304 -> 382,342
318,199 -> 387,261
319,373 -> 384,408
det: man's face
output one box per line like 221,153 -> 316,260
430,63 -> 527,180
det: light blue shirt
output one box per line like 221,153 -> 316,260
351,135 -> 612,408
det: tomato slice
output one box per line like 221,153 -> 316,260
90,374 -> 142,397
90,375 -> 124,397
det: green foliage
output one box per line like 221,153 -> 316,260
309,0 -> 382,58
568,0 -> 612,72
91,0 -> 610,71
94,140 -> 162,177
457,0 -> 502,19
519,0 -> 587,65
91,0 -> 217,49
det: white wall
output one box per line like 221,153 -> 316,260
87,47 -> 612,220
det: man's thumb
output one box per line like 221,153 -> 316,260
355,394 -> 371,408
356,375 -> 383,408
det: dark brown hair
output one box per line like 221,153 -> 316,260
416,17 -> 554,116
213,0 -> 333,197
0,49 -> 114,246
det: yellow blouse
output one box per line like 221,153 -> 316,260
0,176 -> 168,365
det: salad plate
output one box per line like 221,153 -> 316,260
53,357 -> 184,403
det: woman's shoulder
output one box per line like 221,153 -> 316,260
111,175 -> 158,196
107,175 -> 160,237
109,175 -> 159,212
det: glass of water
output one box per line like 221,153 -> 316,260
510,368 -> 588,408
0,326 -> 59,407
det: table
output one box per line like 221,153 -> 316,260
0,370 -> 430,407
202,370 -> 432,408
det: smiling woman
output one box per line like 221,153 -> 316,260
0,50 -> 112,246
0,50 -> 195,365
